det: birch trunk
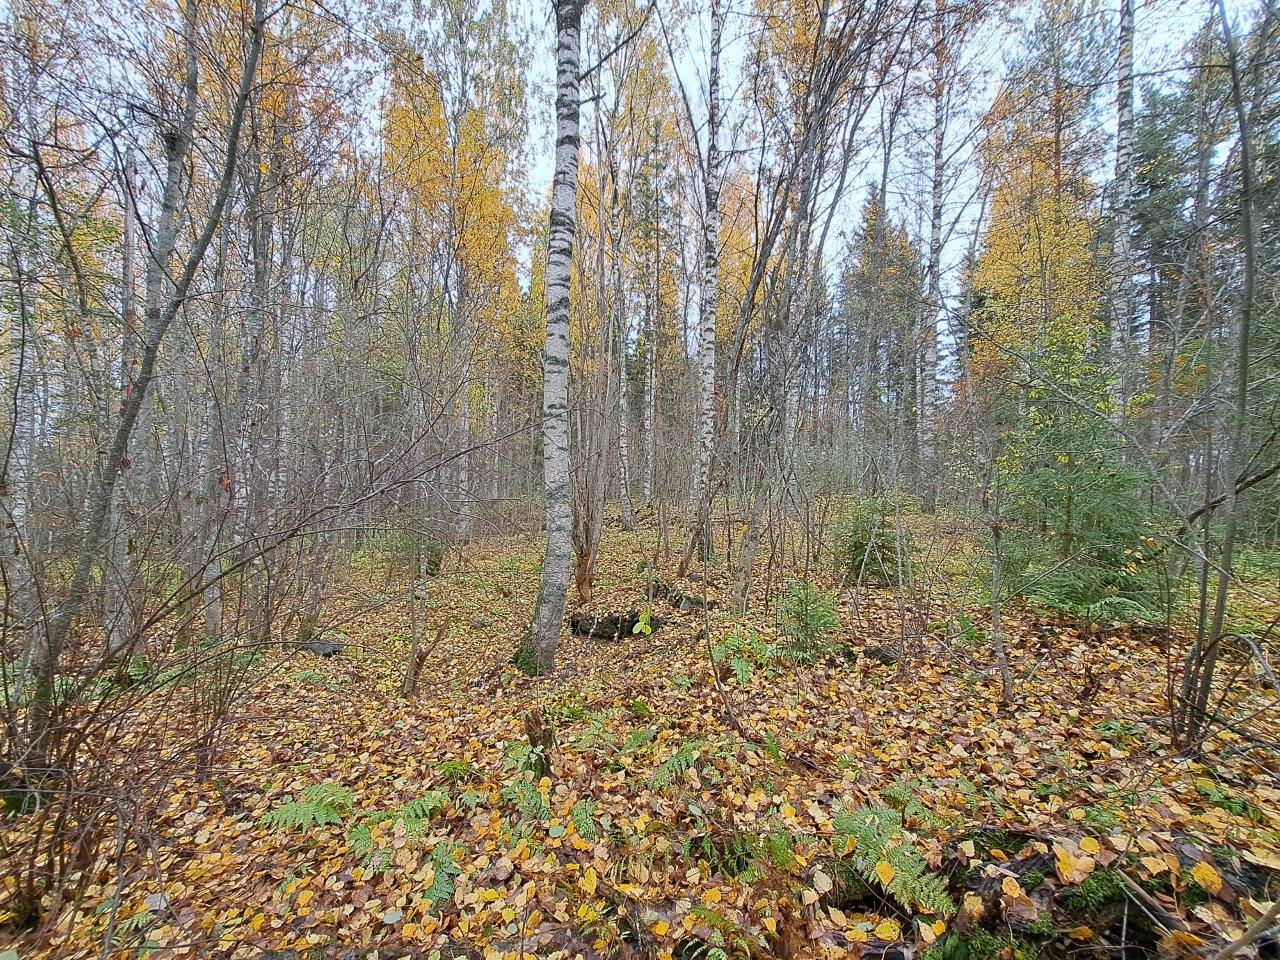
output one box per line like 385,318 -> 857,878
525,0 -> 586,674
681,0 -> 722,575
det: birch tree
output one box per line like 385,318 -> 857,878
523,0 -> 587,674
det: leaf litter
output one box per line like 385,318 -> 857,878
17,528 -> 1279,959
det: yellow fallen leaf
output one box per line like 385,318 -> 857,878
874,860 -> 895,886
1001,876 -> 1024,899
874,919 -> 902,941
1242,847 -> 1280,870
1160,930 -> 1207,957
829,906 -> 848,926
813,869 -> 834,894
1140,855 -> 1167,875
1054,846 -> 1076,882
963,892 -> 985,918
651,920 -> 670,936
958,840 -> 976,859
701,888 -> 722,905
580,867 -> 598,895
1191,861 -> 1222,896
1080,837 -> 1101,855
1067,926 -> 1094,941
763,916 -> 777,935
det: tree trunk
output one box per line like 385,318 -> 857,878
681,0 -> 722,577
23,0 -> 263,767
524,0 -> 586,674
1109,0 -> 1135,423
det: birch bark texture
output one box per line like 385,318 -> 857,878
526,0 -> 587,674
682,0 -> 722,573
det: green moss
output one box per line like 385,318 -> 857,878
924,930 -> 1007,960
1023,869 -> 1046,892
1023,914 -> 1056,939
1063,869 -> 1125,911
1183,878 -> 1210,908
512,635 -> 538,676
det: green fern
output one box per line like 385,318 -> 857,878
457,788 -> 485,811
263,782 -> 355,831
503,740 -> 545,775
348,789 -> 449,872
422,841 -> 464,910
652,740 -> 703,789
832,805 -> 954,916
621,729 -> 655,753
502,777 -> 550,822
400,789 -> 449,821
883,777 -> 946,829
571,798 -> 600,840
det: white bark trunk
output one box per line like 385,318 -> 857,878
683,0 -> 722,572
525,0 -> 585,673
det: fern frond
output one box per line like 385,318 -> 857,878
422,841 -> 463,909
502,778 -> 550,822
262,782 -> 355,831
571,798 -> 600,840
832,804 -> 954,916
400,789 -> 448,822
652,740 -> 702,789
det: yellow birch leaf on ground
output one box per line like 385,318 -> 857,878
1080,837 -> 1101,855
813,869 -> 834,894
763,917 -> 777,935
963,892 -> 985,918
1001,877 -> 1024,899
874,919 -> 902,941
1242,847 -> 1280,870
874,861 -> 895,887
1054,842 -> 1096,883
829,906 -> 848,926
1055,846 -> 1076,882
801,889 -> 820,906
958,840 -> 976,858
1160,931 -> 1206,957
1190,861 -> 1223,895
701,888 -> 722,905
580,867 -> 598,895
1140,856 -> 1167,875
651,920 -> 670,936
1067,926 -> 1094,941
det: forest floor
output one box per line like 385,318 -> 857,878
20,522 -> 1280,960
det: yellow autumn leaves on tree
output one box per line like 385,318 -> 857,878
971,94 -> 1103,389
